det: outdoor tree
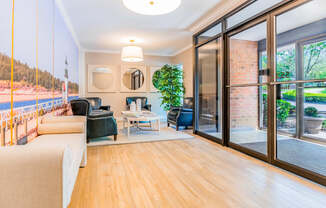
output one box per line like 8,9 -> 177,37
304,41 -> 326,79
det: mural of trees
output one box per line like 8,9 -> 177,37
0,53 -> 78,93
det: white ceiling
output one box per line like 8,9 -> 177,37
59,0 -> 224,56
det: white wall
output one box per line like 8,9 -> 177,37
84,52 -> 172,120
171,47 -> 194,97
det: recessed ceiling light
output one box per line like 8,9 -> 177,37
122,0 -> 181,15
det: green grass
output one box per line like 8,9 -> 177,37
283,89 -> 326,103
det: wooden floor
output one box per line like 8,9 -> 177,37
69,135 -> 326,208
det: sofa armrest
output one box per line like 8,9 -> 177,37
0,145 -> 73,208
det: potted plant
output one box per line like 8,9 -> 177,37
152,64 -> 185,111
304,106 -> 323,134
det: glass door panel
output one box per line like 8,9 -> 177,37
197,38 -> 222,139
228,20 -> 268,156
230,85 -> 268,155
276,0 -> 326,83
276,82 -> 326,177
275,0 -> 326,178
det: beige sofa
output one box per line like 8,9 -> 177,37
0,116 -> 87,208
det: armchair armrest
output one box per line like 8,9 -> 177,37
0,145 -> 73,208
170,106 -> 182,111
99,105 -> 110,111
87,116 -> 118,139
181,108 -> 193,113
177,111 -> 193,125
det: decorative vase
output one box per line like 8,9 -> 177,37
136,99 -> 142,112
130,101 -> 136,112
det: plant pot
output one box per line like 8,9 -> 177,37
304,116 -> 323,134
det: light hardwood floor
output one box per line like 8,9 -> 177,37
69,135 -> 326,208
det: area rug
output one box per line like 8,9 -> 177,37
87,127 -> 194,146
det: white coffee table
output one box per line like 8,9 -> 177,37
121,111 -> 160,136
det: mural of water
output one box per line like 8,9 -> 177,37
0,96 -> 78,111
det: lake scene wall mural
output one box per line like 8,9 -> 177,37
0,0 -> 79,146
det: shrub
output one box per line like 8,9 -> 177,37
322,120 -> 326,129
277,99 -> 292,123
304,106 -> 319,117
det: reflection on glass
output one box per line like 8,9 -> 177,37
230,21 -> 267,85
197,38 -> 222,138
197,23 -> 222,44
276,0 -> 326,82
230,86 -> 268,155
122,68 -> 144,90
227,0 -> 283,29
152,70 -> 161,90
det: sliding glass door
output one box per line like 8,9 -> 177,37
194,0 -> 326,186
196,36 -> 223,142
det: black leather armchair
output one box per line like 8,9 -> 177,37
70,98 -> 118,142
126,97 -> 151,111
167,97 -> 193,131
86,97 -> 110,111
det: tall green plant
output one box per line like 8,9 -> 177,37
152,64 -> 185,111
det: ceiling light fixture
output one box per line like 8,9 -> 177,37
121,40 -> 144,62
122,0 -> 181,15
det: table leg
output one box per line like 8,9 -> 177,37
158,119 -> 160,131
127,119 -> 130,136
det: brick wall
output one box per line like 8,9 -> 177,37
229,39 -> 259,129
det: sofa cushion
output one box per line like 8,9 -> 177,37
38,122 -> 84,135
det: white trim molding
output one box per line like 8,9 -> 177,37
187,0 -> 247,34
